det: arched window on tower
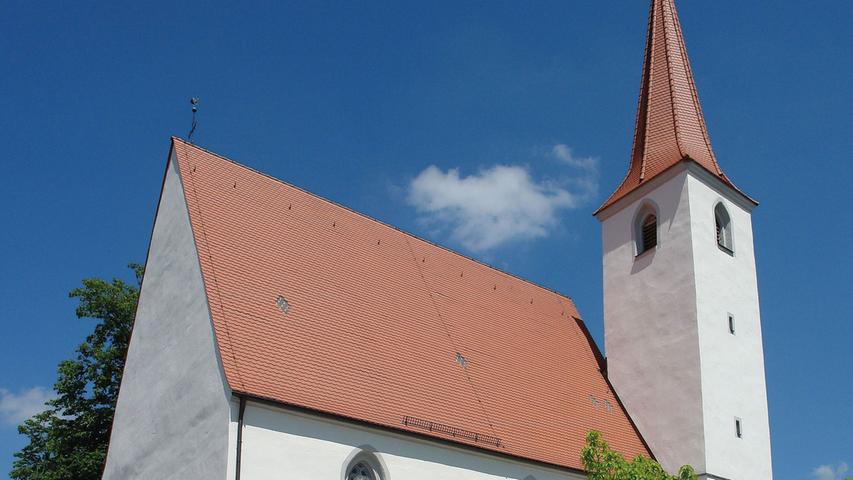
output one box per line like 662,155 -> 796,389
636,212 -> 657,255
715,203 -> 733,254
641,214 -> 657,252
633,202 -> 659,256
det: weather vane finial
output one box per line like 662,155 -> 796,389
188,97 -> 199,141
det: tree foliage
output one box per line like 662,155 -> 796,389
582,431 -> 696,480
10,264 -> 142,480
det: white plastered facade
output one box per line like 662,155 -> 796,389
599,162 -> 772,479
229,399 -> 586,480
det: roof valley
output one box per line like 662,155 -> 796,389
403,235 -> 500,436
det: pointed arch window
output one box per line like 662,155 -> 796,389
347,462 -> 377,480
342,448 -> 386,480
715,203 -> 733,254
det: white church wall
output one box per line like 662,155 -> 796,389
686,170 -> 772,480
103,154 -> 232,480
234,401 -> 586,480
227,398 -> 241,479
600,165 -> 706,475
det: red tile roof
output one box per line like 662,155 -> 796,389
597,0 -> 750,214
170,138 -> 650,470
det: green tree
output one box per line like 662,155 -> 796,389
10,264 -> 142,480
582,431 -> 696,480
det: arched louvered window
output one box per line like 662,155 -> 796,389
640,214 -> 657,254
715,203 -> 733,253
632,200 -> 659,257
633,204 -> 659,256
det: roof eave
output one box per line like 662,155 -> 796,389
232,391 -> 601,476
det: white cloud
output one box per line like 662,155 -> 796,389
552,144 -> 599,171
813,462 -> 849,480
550,144 -> 599,200
0,387 -> 54,426
407,144 -> 598,252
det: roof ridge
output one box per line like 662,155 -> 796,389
660,0 -> 685,160
170,137 -> 578,306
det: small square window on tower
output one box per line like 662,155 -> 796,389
735,417 -> 743,438
728,314 -> 736,335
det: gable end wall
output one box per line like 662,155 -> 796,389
103,153 -> 232,479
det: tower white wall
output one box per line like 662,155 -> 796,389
600,163 -> 771,479
601,167 -> 706,474
686,171 -> 772,480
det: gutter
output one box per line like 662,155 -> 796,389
235,395 -> 246,480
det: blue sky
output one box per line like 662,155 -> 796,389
1,0 -> 851,478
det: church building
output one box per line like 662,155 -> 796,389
103,0 -> 772,478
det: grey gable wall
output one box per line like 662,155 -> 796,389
103,152 -> 232,479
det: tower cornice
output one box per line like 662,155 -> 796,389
594,159 -> 758,222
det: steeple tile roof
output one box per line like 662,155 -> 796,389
597,0 -> 748,213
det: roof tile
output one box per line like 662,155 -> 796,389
171,138 -> 649,470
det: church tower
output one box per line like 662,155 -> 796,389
595,1 -> 772,479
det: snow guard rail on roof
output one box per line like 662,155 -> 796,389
402,416 -> 502,448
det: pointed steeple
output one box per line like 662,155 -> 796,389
598,0 -> 745,213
